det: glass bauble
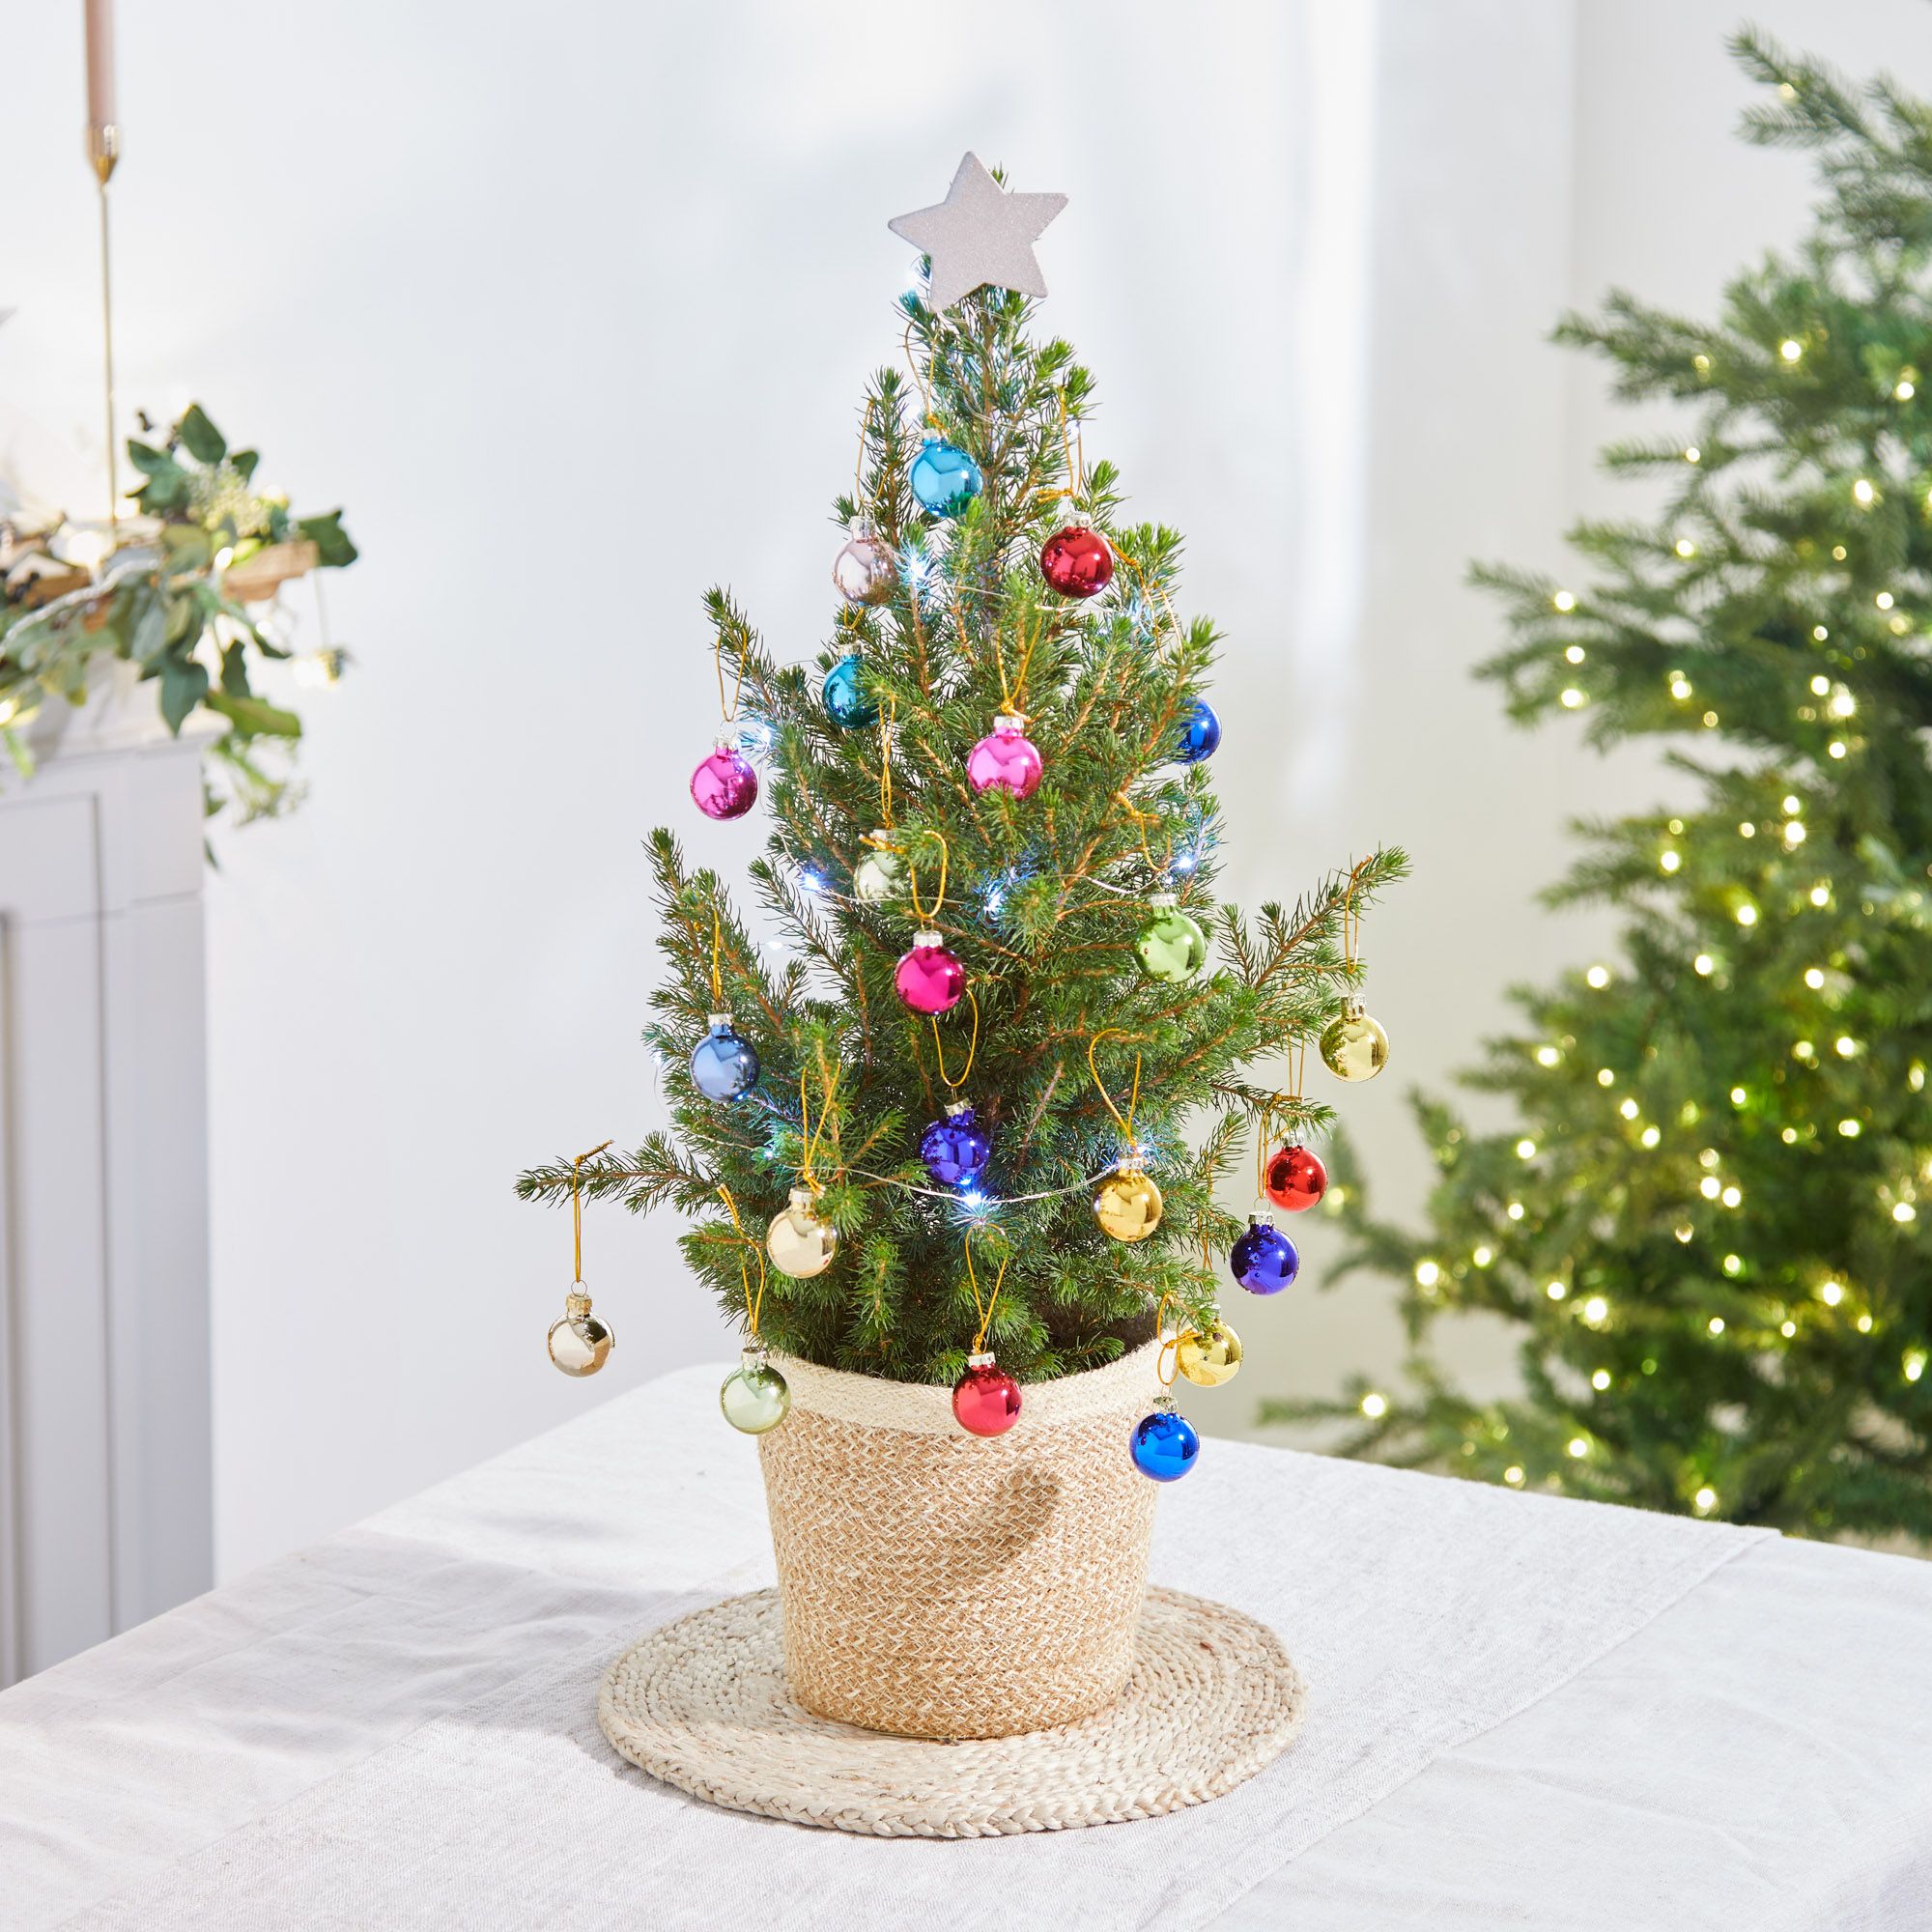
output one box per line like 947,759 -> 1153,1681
1264,1143 -> 1328,1212
1175,699 -> 1222,765
1134,894 -> 1209,984
909,437 -> 982,517
1231,1213 -> 1299,1295
547,1291 -> 612,1378
895,929 -> 966,1014
920,1101 -> 990,1187
966,713 -> 1044,801
852,832 -> 903,905
691,739 -> 759,819
952,1351 -> 1022,1436
820,652 -> 879,730
832,530 -> 895,607
1129,1402 -> 1200,1481
1094,1166 -> 1163,1242
690,1013 -> 759,1101
766,1185 -> 839,1279
1039,524 -> 1115,598
1177,1319 -> 1243,1388
1321,999 -> 1389,1082
720,1350 -> 791,1435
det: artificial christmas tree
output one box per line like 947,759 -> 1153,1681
1275,32 -> 1932,1542
519,158 -> 1400,1738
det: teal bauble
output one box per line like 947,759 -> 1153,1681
821,653 -> 878,730
720,1350 -> 791,1435
1134,894 -> 1209,983
910,438 -> 982,517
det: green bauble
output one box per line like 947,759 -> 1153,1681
853,831 -> 903,906
1134,895 -> 1209,983
720,1351 -> 791,1435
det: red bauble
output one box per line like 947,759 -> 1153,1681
1264,1143 -> 1328,1213
1038,525 -> 1114,598
952,1353 -> 1022,1436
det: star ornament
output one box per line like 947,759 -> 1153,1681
888,154 -> 1067,314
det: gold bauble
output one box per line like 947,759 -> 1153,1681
548,1291 -> 612,1377
1177,1319 -> 1243,1388
1321,997 -> 1389,1082
766,1184 -> 839,1279
1094,1166 -> 1164,1243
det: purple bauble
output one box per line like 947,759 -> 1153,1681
690,740 -> 759,820
920,1101 -> 990,1187
1230,1214 -> 1299,1295
895,930 -> 965,1015
966,713 -> 1043,801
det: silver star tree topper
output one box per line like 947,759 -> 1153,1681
888,154 -> 1067,313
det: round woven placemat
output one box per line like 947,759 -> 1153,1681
597,1585 -> 1307,1837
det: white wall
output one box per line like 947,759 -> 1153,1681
7,0 -> 1932,1581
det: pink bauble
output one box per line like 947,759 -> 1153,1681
690,742 -> 758,820
952,1354 -> 1022,1436
895,931 -> 965,1014
966,714 -> 1043,800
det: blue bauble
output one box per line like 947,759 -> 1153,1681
919,1103 -> 991,1187
690,1016 -> 759,1101
1129,1406 -> 1200,1482
1175,698 -> 1222,764
821,653 -> 878,731
910,438 -> 983,518
1231,1214 -> 1299,1295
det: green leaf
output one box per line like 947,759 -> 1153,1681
126,439 -> 172,476
219,639 -> 252,698
177,405 -> 226,466
128,593 -> 170,665
229,447 -> 260,483
135,463 -> 189,511
158,656 -> 209,733
204,689 -> 300,739
161,526 -> 212,574
298,509 -> 358,568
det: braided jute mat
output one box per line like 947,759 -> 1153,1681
597,1585 -> 1307,1837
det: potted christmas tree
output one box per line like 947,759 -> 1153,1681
520,156 -> 1402,1739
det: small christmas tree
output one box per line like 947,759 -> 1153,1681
518,158 -> 1402,1414
1273,33 -> 1932,1540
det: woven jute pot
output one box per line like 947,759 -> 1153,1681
758,1340 -> 1161,1740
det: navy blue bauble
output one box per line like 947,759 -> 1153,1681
1230,1214 -> 1299,1295
820,653 -> 878,731
690,1016 -> 759,1102
1175,698 -> 1222,764
909,438 -> 982,518
1129,1405 -> 1200,1482
919,1103 -> 991,1187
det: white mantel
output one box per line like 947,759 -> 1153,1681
0,665 -> 213,1685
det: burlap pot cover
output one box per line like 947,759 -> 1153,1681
758,1340 -> 1162,1739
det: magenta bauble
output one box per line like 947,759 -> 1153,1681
952,1353 -> 1022,1436
895,930 -> 965,1014
690,741 -> 759,820
966,713 -> 1043,800
1039,525 -> 1114,598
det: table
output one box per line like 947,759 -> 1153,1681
5,1365 -> 1930,1930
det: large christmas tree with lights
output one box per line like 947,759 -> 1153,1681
517,156 -> 1402,1443
1276,33 -> 1932,1539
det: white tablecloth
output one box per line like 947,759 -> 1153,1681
3,1364 -> 1929,1930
